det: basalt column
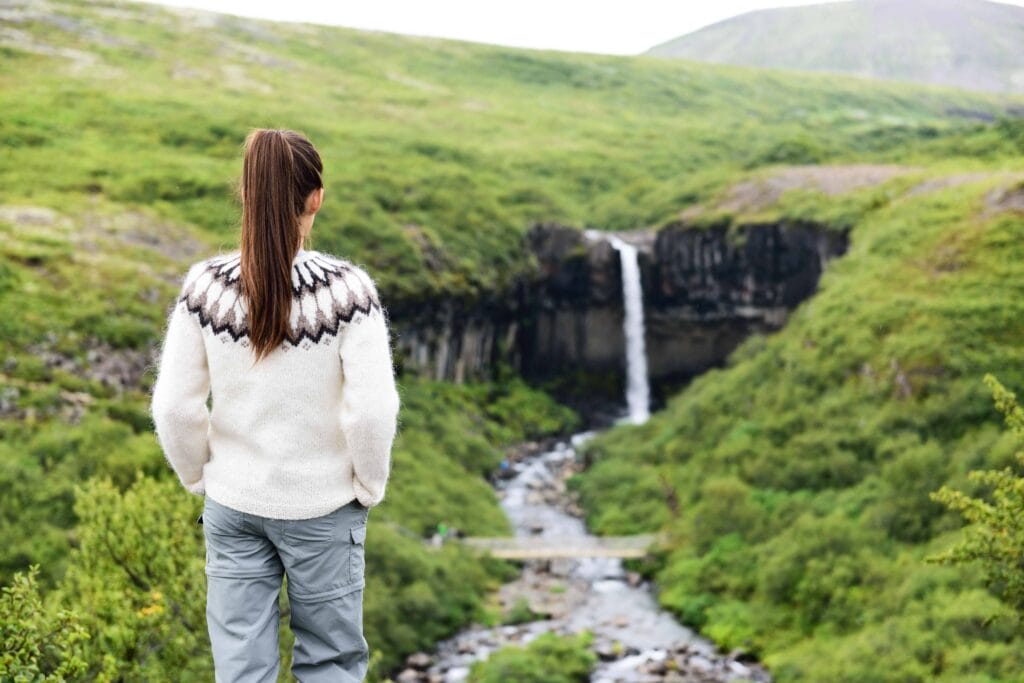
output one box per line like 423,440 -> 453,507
645,219 -> 848,398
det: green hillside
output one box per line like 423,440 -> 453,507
573,173 -> 1024,679
1,0 -> 1024,680
1,0 -> 1021,308
645,0 -> 1024,94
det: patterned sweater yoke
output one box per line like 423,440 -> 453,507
149,247 -> 402,520
181,250 -> 384,347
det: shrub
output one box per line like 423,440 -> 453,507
0,565 -> 88,681
930,374 -> 1024,621
468,631 -> 596,683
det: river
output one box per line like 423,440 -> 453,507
396,422 -> 772,683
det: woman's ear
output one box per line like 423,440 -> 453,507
303,187 -> 323,216
310,187 -> 324,214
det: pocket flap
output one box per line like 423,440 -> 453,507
351,524 -> 367,545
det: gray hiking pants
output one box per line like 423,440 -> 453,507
200,495 -> 370,683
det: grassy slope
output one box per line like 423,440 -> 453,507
1,0 -> 1022,307
1,0 -> 1023,680
573,172 -> 1024,680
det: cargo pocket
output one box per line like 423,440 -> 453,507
349,523 -> 366,584
203,496 -> 243,534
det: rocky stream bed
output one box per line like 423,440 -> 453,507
392,427 -> 772,683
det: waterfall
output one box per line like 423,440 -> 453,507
580,230 -> 652,423
606,235 -> 651,425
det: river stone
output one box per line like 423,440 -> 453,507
444,666 -> 469,682
405,652 -> 432,669
729,660 -> 752,676
395,668 -> 421,683
639,658 -> 668,675
688,654 -> 713,671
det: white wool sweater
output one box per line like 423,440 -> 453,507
149,247 -> 401,520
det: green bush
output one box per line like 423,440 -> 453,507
468,631 -> 596,683
0,565 -> 88,682
930,374 -> 1024,620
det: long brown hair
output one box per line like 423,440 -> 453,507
237,128 -> 323,365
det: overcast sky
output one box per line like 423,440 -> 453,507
138,0 -> 1018,55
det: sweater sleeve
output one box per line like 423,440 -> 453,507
339,269 -> 401,508
150,262 -> 211,496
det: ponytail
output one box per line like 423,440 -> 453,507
237,128 -> 323,366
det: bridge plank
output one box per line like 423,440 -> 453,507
457,533 -> 665,559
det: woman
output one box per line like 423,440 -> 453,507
149,128 -> 401,683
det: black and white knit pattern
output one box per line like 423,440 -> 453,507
179,249 -> 383,348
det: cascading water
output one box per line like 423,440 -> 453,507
604,234 -> 651,425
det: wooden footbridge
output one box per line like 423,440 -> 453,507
457,532 -> 667,559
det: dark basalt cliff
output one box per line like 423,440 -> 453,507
389,219 -> 848,408
644,220 -> 848,394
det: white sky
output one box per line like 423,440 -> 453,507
134,0 -> 1007,56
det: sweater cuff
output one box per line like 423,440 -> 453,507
353,478 -> 381,508
184,478 -> 206,496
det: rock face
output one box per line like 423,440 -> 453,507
516,223 -> 624,379
390,219 -> 848,405
389,297 -> 523,384
644,219 -> 848,393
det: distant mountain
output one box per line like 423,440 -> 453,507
644,0 -> 1024,93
